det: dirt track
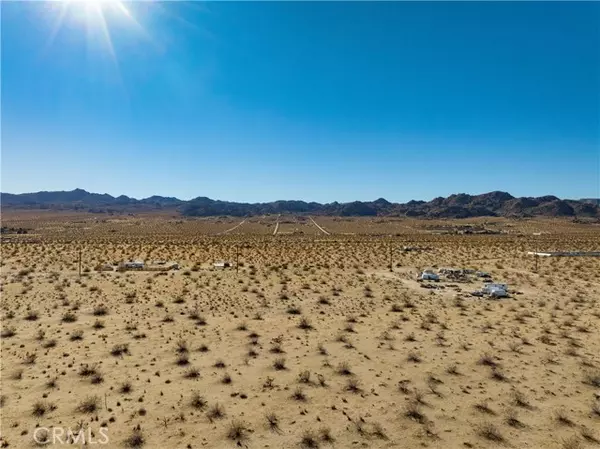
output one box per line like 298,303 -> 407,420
309,216 -> 330,235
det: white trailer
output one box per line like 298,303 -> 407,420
124,260 -> 144,270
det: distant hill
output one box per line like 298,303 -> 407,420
581,198 -> 600,205
1,189 -> 599,219
0,189 -> 184,214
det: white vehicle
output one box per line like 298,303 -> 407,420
419,270 -> 439,281
482,283 -> 508,298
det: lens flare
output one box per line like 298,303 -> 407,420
39,1 -> 209,97
41,0 -> 152,95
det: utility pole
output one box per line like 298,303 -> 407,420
389,242 -> 393,272
236,244 -> 239,274
78,249 -> 82,277
534,239 -> 539,273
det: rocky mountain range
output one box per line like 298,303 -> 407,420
581,198 -> 600,205
1,189 -> 599,219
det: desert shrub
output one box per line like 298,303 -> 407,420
62,312 -> 77,323
124,427 -> 144,448
190,392 -> 207,410
1,326 -> 17,338
300,430 -> 319,448
477,423 -> 505,442
298,316 -> 313,330
337,362 -> 352,376
76,396 -> 100,414
25,310 -> 39,321
273,357 -> 286,370
93,305 -> 108,316
207,403 -> 225,421
226,420 -> 249,443
111,343 -> 130,357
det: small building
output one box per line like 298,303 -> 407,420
527,251 -> 600,257
213,260 -> 231,269
123,260 -> 144,270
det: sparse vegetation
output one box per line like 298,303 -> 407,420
207,403 -> 225,421
111,343 -> 130,357
226,420 -> 249,443
477,423 -> 505,443
273,357 -> 286,370
76,396 -> 100,414
300,430 -> 320,448
404,400 -> 426,424
190,391 -> 207,409
124,426 -> 145,448
336,362 -> 352,376
32,400 -> 56,417
292,386 -> 307,401
1,326 -> 16,338
1,214 -> 598,449
61,312 -> 77,323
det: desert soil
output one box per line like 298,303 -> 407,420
1,214 -> 599,449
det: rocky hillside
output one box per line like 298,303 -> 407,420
0,189 -> 182,214
1,189 -> 598,218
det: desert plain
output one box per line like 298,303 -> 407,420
1,211 -> 599,449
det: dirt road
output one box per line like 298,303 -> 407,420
219,219 -> 246,235
308,216 -> 330,235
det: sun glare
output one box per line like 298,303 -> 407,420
45,1 -> 149,63
60,0 -> 131,19
45,0 -> 140,48
39,0 -> 153,96
65,0 -> 132,24
40,0 -> 204,88
43,0 -> 201,58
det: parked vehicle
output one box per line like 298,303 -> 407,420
419,270 -> 439,281
482,283 -> 508,298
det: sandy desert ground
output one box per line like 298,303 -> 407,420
1,213 -> 599,448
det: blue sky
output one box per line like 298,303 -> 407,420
2,1 -> 599,203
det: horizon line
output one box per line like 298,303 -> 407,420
1,187 -> 597,205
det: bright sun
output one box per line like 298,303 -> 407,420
45,0 -> 145,59
62,0 -> 132,28
39,0 -> 152,91
69,0 -> 131,16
